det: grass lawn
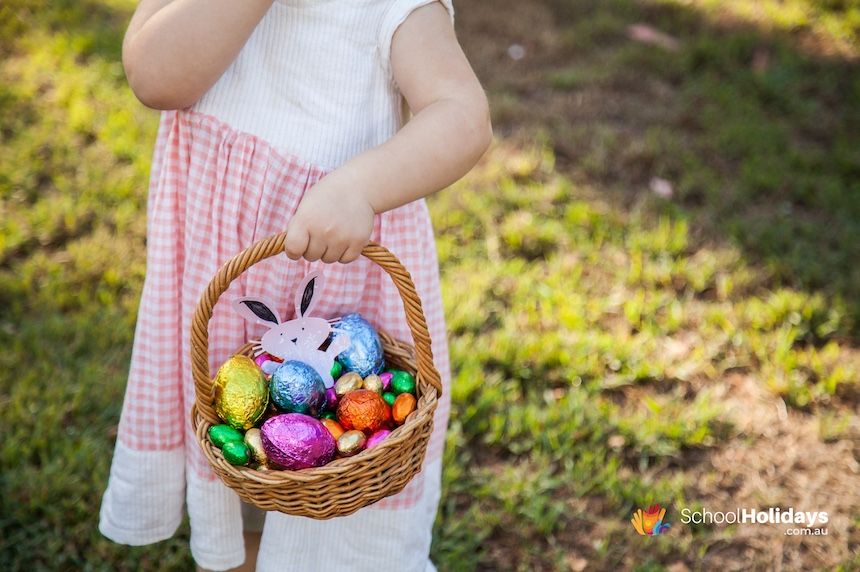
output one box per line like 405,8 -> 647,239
1,0 -> 859,570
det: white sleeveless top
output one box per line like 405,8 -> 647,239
192,0 -> 454,171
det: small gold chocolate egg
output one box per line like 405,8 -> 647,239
362,374 -> 383,394
243,428 -> 268,467
334,372 -> 363,396
337,430 -> 366,456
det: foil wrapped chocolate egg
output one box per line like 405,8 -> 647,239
330,360 -> 343,380
214,355 -> 269,430
392,393 -> 417,425
270,361 -> 326,415
334,372 -> 363,397
222,441 -> 250,466
382,391 -> 396,406
244,428 -> 268,467
260,413 -> 336,470
208,424 -> 244,449
379,372 -> 393,390
321,418 -> 345,440
390,369 -> 416,395
254,352 -> 282,368
366,429 -> 391,449
337,389 -> 391,434
325,387 -> 339,410
363,374 -> 383,394
337,430 -> 366,456
332,313 -> 385,377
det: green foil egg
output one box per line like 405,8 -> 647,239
214,355 -> 269,430
389,369 -> 416,395
222,441 -> 251,465
208,424 -> 244,449
382,391 -> 396,406
322,410 -> 338,420
330,360 -> 343,379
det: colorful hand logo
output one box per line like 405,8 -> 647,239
631,504 -> 671,536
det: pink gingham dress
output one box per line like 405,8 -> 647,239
99,1 -> 453,570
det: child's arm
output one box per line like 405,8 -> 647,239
285,3 -> 491,264
123,0 -> 274,109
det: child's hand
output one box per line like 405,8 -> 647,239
284,175 -> 375,264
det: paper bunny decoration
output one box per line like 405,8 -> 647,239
233,271 -> 350,388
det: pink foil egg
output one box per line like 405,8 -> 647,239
366,429 -> 391,449
379,371 -> 393,391
260,413 -> 336,470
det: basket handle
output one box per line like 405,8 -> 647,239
190,236 -> 443,425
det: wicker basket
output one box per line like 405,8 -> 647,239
190,235 -> 442,519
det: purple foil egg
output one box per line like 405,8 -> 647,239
366,429 -> 391,449
260,413 -> 336,470
325,387 -> 338,410
379,372 -> 393,391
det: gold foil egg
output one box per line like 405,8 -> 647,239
334,372 -> 364,396
214,355 -> 269,430
243,428 -> 268,467
337,430 -> 366,456
362,374 -> 383,394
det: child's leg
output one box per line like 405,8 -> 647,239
196,531 -> 261,572
196,502 -> 265,572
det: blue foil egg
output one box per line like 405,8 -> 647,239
269,361 -> 326,416
333,313 -> 385,378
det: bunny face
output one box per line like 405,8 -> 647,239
259,315 -> 332,360
232,271 -> 349,388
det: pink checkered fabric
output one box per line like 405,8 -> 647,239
116,109 -> 451,510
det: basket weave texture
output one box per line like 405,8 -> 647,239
190,236 -> 442,519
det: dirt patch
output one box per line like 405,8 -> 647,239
679,373 -> 860,570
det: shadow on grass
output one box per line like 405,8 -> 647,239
459,0 -> 860,334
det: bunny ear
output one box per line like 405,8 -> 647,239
295,271 -> 323,317
233,297 -> 281,326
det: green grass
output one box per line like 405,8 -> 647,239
2,0 -> 859,570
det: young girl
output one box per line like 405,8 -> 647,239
97,0 -> 490,570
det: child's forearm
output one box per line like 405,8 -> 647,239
329,2 -> 491,214
123,0 -> 274,110
283,3 -> 489,264
328,95 -> 491,214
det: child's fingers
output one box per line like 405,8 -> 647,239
339,244 -> 363,264
321,242 -> 346,264
303,236 -> 326,262
284,225 -> 309,260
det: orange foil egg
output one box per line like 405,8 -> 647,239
336,389 -> 391,433
321,418 -> 345,440
392,393 -> 417,425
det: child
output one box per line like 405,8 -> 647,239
97,0 -> 490,571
